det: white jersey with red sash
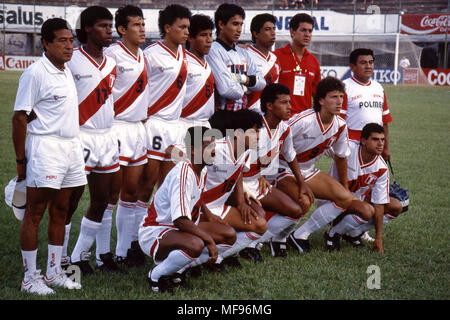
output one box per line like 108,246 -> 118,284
330,141 -> 389,204
284,109 -> 350,178
104,42 -> 148,122
246,45 -> 280,112
142,159 -> 207,227
204,137 -> 251,210
68,47 -> 116,129
180,51 -> 215,123
144,41 -> 188,121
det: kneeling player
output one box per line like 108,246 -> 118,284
241,84 -> 313,259
321,123 -> 403,253
138,126 -> 235,293
272,77 -> 375,253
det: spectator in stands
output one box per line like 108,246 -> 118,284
281,0 -> 289,10
399,56 -> 410,70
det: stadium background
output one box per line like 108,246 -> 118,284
0,0 -> 449,301
0,0 -> 449,85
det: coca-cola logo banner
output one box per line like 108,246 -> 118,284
401,14 -> 449,35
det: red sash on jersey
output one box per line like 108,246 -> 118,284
114,67 -> 148,116
181,72 -> 214,118
295,124 -> 346,163
348,168 -> 387,193
79,68 -> 117,126
246,62 -> 280,108
204,166 -> 243,203
147,51 -> 188,117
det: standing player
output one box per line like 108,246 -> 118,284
274,13 -> 320,115
101,5 -> 149,267
341,48 -> 398,242
67,6 -> 122,274
204,109 -> 268,268
135,5 -> 191,232
139,126 -> 235,293
341,48 -> 393,161
241,84 -> 314,259
246,13 -> 280,114
268,77 -> 375,253
179,14 -> 215,131
13,18 -> 84,294
206,3 -> 266,111
322,123 -> 403,253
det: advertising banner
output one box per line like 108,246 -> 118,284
401,14 -> 449,35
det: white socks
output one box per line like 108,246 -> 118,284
348,214 -> 396,237
150,250 -> 194,282
62,223 -> 71,257
46,244 -> 63,277
294,202 -> 343,240
71,217 -> 101,263
133,201 -> 148,242
221,231 -> 260,260
21,249 -> 37,280
115,200 -> 136,258
96,204 -> 115,266
329,214 -> 367,237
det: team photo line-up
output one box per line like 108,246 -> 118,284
9,2 -> 407,295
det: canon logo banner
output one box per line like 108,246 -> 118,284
401,14 -> 449,35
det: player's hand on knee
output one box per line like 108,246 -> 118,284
206,241 -> 218,263
299,183 -> 314,208
257,176 -> 272,195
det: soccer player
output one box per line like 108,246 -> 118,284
13,18 -> 84,294
139,126 -> 235,293
206,3 -> 266,111
246,13 -> 280,114
66,6 -> 123,274
204,109 -> 268,268
270,77 -> 375,253
135,5 -> 191,232
274,13 -> 320,114
341,48 -> 398,242
241,84 -> 314,259
341,48 -> 393,161
180,14 -> 215,131
101,5 -> 149,267
322,123 -> 403,253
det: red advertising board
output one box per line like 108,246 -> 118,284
422,68 -> 450,86
401,14 -> 449,35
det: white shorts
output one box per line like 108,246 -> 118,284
178,118 -> 211,135
266,162 -> 320,186
25,134 -> 87,189
112,120 -> 147,167
138,225 -> 177,264
243,177 -> 269,200
79,127 -> 120,174
144,117 -> 184,161
206,204 -> 232,219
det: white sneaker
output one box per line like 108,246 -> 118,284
361,231 -> 375,242
45,270 -> 82,290
21,270 -> 55,295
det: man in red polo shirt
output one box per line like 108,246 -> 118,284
274,13 -> 320,115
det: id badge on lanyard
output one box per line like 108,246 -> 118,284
293,74 -> 306,96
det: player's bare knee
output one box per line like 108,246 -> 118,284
359,202 -> 375,220
183,236 -> 204,258
253,218 -> 268,235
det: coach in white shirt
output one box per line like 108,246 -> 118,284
12,18 -> 86,295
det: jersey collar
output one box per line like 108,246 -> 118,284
216,38 -> 236,52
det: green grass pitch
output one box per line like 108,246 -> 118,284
0,70 -> 449,300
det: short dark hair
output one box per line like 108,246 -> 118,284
184,126 -> 211,148
313,77 -> 345,112
115,5 -> 143,37
158,4 -> 191,38
361,123 -> 385,140
209,109 -> 262,137
260,83 -> 290,114
76,6 -> 113,44
349,48 -> 375,65
289,13 -> 314,31
214,3 -> 245,36
250,13 -> 276,43
41,18 -> 71,44
189,14 -> 214,38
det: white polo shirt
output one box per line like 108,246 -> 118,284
14,53 -> 79,138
